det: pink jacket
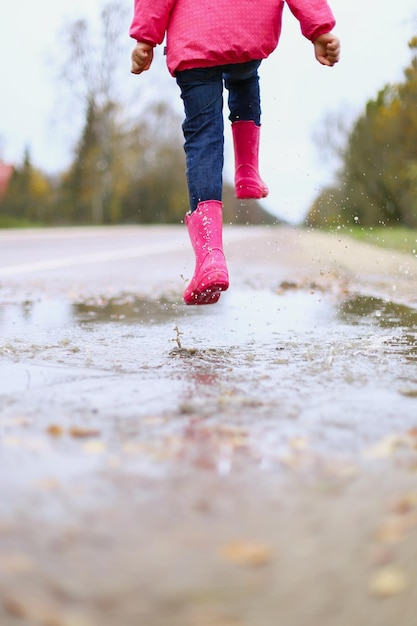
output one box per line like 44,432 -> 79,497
130,0 -> 336,76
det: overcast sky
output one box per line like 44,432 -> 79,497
1,0 -> 416,223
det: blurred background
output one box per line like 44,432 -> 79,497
0,0 -> 416,227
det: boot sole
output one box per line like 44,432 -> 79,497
236,184 -> 269,200
184,280 -> 229,306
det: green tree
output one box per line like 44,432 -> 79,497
307,37 -> 417,228
0,148 -> 54,225
57,1 -> 191,225
62,98 -> 129,224
58,1 -> 133,224
120,101 -> 188,223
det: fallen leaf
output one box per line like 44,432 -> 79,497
33,478 -> 61,492
69,426 -> 101,439
376,518 -> 408,544
289,437 -> 309,451
0,553 -> 35,574
0,417 -> 31,427
220,541 -> 273,567
3,436 -> 45,451
389,494 -> 417,515
143,417 -> 166,426
277,281 -> 299,292
278,453 -> 300,469
363,435 -> 407,459
399,389 -> 417,398
2,596 -> 27,618
3,437 -> 22,448
47,424 -> 64,437
370,566 -> 408,597
2,595 -> 93,626
82,440 -> 106,454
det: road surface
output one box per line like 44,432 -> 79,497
1,225 -> 417,626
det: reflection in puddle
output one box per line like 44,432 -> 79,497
0,298 -> 73,334
2,291 -> 417,338
336,295 -> 417,362
75,295 -> 177,324
0,289 -> 336,337
338,295 -> 417,329
0,295 -> 181,335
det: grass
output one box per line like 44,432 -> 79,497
328,225 -> 417,256
0,216 -> 44,228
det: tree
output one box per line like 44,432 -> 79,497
0,148 -> 54,225
57,1 -> 192,225
57,2 -> 130,223
306,36 -> 417,228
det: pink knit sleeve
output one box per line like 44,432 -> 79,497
285,0 -> 336,41
129,0 -> 177,45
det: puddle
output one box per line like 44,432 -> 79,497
0,295 -> 177,333
0,298 -> 73,334
1,289 -> 417,356
338,295 -> 417,329
1,287 -> 417,486
7,291 -> 416,336
4,292 -> 416,334
75,295 -> 178,324
0,289 -> 337,349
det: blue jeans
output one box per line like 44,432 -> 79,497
176,60 -> 262,212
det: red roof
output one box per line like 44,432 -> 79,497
0,162 -> 14,197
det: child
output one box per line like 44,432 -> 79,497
130,0 -> 340,305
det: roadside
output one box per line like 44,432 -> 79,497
333,225 -> 417,257
224,225 -> 417,306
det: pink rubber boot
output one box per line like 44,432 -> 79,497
232,120 -> 269,200
184,200 -> 229,305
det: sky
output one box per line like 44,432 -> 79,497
1,0 -> 416,224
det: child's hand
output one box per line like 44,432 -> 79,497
131,42 -> 154,74
313,33 -> 340,67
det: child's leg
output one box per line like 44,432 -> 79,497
223,61 -> 268,200
176,67 -> 224,213
223,60 -> 262,125
176,67 -> 229,305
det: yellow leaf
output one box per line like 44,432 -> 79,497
289,437 -> 309,451
3,437 -> 22,447
220,541 -> 273,567
46,424 -> 64,438
370,566 -> 408,597
82,440 -> 106,454
363,435 -> 407,459
69,426 -> 101,439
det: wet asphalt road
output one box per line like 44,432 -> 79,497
1,225 -> 417,626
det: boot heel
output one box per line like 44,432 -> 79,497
236,183 -> 268,200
